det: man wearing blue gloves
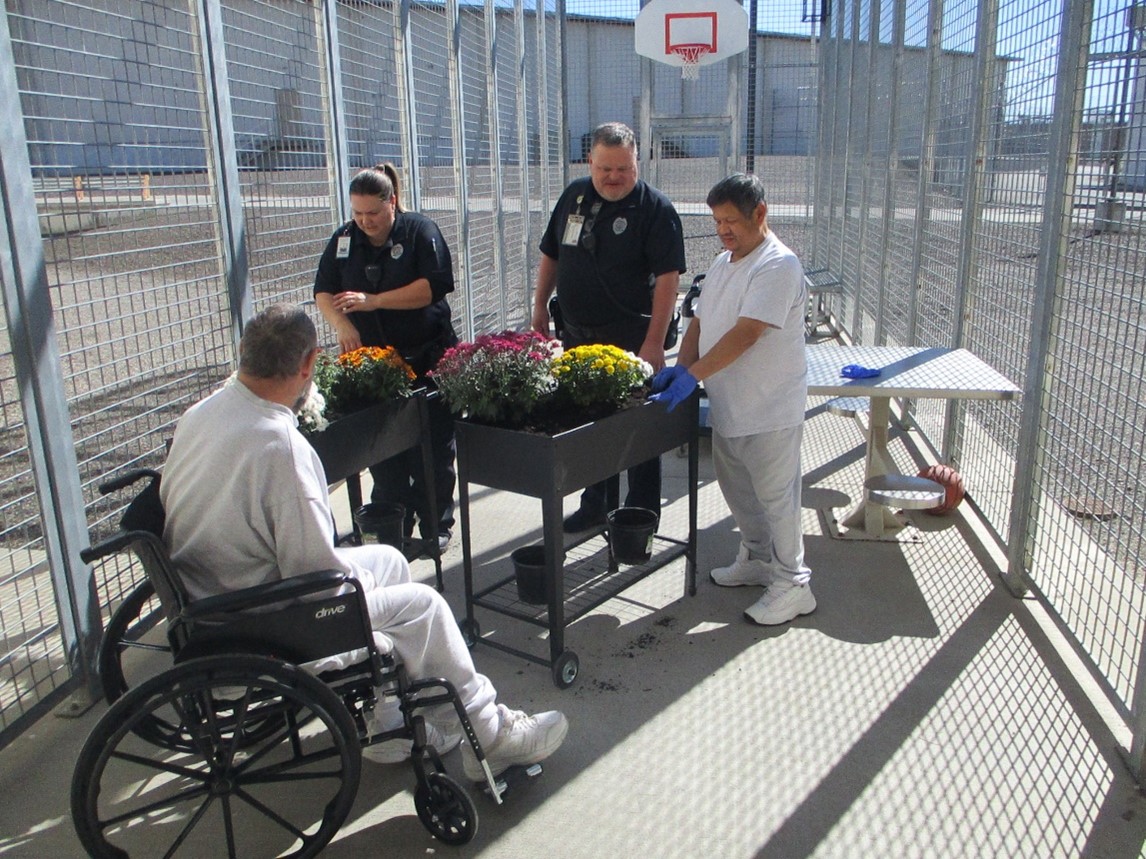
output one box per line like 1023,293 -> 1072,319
650,173 -> 814,626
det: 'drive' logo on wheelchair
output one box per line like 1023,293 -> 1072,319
315,604 -> 347,620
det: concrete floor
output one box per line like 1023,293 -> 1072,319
2,392 -> 1145,857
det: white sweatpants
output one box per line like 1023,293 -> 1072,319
339,544 -> 501,747
712,424 -> 811,585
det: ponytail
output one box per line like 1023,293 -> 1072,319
376,163 -> 404,212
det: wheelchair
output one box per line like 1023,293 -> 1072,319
72,469 -> 504,857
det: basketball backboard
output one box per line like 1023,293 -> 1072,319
635,0 -> 750,79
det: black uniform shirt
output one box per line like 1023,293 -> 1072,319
314,211 -> 455,363
539,176 -> 686,329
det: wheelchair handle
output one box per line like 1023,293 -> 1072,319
98,468 -> 161,496
80,531 -> 138,565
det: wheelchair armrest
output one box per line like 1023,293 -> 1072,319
182,569 -> 356,620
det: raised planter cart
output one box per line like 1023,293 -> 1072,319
455,393 -> 699,689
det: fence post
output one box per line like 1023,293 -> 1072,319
873,0 -> 906,345
816,1 -> 845,276
395,0 -> 424,212
0,11 -> 99,708
485,0 -> 509,329
515,0 -> 532,318
941,0 -> 999,466
556,0 -> 568,183
1003,0 -> 1088,597
447,0 -> 475,340
198,0 -> 250,341
852,0 -> 882,341
319,0 -> 351,224
904,0 -> 942,347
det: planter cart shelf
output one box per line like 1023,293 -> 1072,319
455,393 -> 699,688
307,391 -> 443,590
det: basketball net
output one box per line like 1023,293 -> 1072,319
670,44 -> 709,80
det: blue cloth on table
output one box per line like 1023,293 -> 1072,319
840,364 -> 881,379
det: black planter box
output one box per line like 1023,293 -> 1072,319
455,396 -> 698,496
455,392 -> 699,688
306,394 -> 424,484
305,392 -> 442,588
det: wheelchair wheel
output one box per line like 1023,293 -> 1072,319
98,579 -> 168,704
413,771 -> 478,845
72,654 -> 361,859
96,579 -> 187,747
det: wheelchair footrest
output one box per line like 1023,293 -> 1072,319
480,763 -> 543,799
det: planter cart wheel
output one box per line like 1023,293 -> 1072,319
414,771 -> 479,845
552,650 -> 579,689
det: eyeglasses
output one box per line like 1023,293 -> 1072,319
365,264 -> 382,286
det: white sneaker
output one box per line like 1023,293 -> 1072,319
462,704 -> 568,781
710,546 -> 772,587
362,719 -> 463,764
743,580 -> 816,626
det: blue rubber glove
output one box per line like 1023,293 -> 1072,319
649,364 -> 689,394
649,369 -> 698,412
840,364 -> 881,379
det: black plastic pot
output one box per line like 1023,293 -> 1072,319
353,502 -> 406,549
606,507 -> 659,564
510,545 -> 547,604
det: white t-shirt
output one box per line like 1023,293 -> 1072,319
696,232 -> 807,437
161,380 -> 352,602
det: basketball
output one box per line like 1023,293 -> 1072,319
918,464 -> 965,515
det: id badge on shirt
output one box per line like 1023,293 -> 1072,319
336,235 -> 351,258
562,214 -> 584,246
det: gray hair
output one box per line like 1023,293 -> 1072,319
239,304 -> 318,380
591,122 -> 637,151
706,173 -> 768,219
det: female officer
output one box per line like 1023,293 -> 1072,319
314,164 -> 459,550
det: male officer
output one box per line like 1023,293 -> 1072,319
531,122 -> 686,531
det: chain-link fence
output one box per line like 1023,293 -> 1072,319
813,0 -> 1146,777
0,0 -> 822,751
0,0 -> 570,746
21,0 -> 1146,788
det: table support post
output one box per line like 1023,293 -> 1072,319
841,395 -> 910,539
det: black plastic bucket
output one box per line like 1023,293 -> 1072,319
353,502 -> 406,549
510,545 -> 547,604
606,507 -> 659,564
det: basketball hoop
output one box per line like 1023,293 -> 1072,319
670,44 -> 710,80
635,0 -> 749,80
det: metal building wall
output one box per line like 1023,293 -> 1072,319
813,0 -> 1146,778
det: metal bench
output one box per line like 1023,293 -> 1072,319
863,473 -> 944,510
804,268 -> 844,335
824,395 -> 870,418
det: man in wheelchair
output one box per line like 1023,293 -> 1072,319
161,303 -> 568,780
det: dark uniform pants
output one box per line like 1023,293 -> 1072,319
370,392 -> 456,538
